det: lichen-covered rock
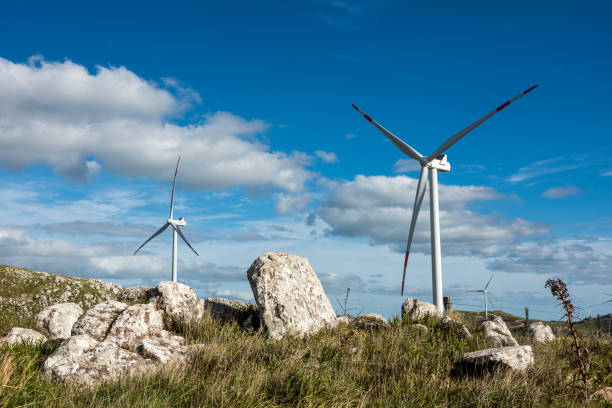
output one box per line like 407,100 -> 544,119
247,252 -> 337,340
436,316 -> 472,340
35,302 -> 83,340
107,303 -> 163,350
481,315 -> 518,347
401,298 -> 442,322
459,345 -> 534,373
1,327 -> 47,345
72,300 -> 128,341
116,286 -> 157,303
203,298 -> 260,330
350,314 -> 389,330
527,321 -> 555,343
43,335 -> 152,385
155,282 -> 204,327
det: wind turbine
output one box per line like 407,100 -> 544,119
353,85 -> 537,312
467,274 -> 495,320
133,156 -> 199,282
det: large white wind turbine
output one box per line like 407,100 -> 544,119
467,274 -> 495,320
133,156 -> 199,282
353,85 -> 537,312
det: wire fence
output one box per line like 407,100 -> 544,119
452,302 -> 562,317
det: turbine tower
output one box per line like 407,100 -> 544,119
467,274 -> 495,320
353,85 -> 537,312
133,156 -> 199,282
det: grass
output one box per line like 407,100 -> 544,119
0,310 -> 611,407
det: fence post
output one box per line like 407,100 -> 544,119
443,296 -> 453,313
597,314 -> 601,336
525,307 -> 529,328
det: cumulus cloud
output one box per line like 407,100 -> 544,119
393,159 -> 420,173
508,156 -> 587,183
541,186 -> 580,198
0,57 -> 311,192
316,174 -> 547,257
314,150 -> 339,163
275,193 -> 312,214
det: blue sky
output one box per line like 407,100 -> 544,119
1,1 -> 611,320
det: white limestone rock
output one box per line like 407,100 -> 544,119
137,331 -> 189,364
247,251 -> 337,340
527,321 -> 555,343
350,314 -> 389,330
107,303 -> 164,350
460,345 -> 534,372
401,298 -> 442,322
155,282 -> 204,327
35,302 -> 83,340
481,315 -> 518,347
1,327 -> 47,345
72,300 -> 128,341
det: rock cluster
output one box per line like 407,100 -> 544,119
247,252 -> 337,340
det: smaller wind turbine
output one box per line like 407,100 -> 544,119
467,274 -> 495,320
133,156 -> 199,282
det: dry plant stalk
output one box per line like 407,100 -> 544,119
545,278 -> 588,392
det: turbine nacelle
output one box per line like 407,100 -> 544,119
169,218 -> 187,226
426,155 -> 451,172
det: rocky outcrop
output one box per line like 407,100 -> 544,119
0,265 -> 121,318
458,345 -> 534,373
247,252 -> 337,340
350,314 -> 389,330
0,327 -> 47,345
72,300 -> 128,341
155,282 -> 204,328
203,298 -> 260,330
527,322 -> 555,343
35,303 -> 83,340
116,286 -> 157,303
401,298 -> 442,322
436,316 -> 472,340
108,303 -> 164,350
481,315 -> 518,347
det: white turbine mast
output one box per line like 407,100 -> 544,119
353,85 -> 537,312
467,273 -> 495,320
133,156 -> 199,282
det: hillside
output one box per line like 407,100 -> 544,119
0,265 -> 122,335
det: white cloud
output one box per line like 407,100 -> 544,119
393,159 -> 420,173
346,133 -> 356,140
275,193 -> 312,214
0,57 -> 311,192
314,150 -> 339,163
316,174 -> 547,257
603,171 -> 612,176
541,186 -> 580,198
508,157 -> 587,183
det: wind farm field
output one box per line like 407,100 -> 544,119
1,267 -> 611,407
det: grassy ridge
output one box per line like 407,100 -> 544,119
1,310 -> 611,407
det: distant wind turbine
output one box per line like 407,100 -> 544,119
467,274 -> 495,320
133,156 -> 199,282
353,85 -> 537,312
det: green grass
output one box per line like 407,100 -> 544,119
1,310 -> 611,407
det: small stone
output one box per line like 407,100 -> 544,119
1,327 -> 47,345
481,315 -> 518,347
458,345 -> 534,373
350,314 -> 389,330
35,303 -> 83,340
527,321 -> 555,343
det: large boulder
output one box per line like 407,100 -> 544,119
155,282 -> 204,327
43,335 -> 153,386
1,327 -> 47,345
401,298 -> 442,322
35,303 -> 83,340
350,314 -> 389,330
481,315 -> 518,347
458,345 -> 534,373
203,298 -> 260,330
72,300 -> 128,341
527,321 -> 555,343
108,303 -> 164,350
247,252 -> 337,340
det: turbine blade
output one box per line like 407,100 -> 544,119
427,85 -> 538,161
133,223 -> 169,255
484,273 -> 494,290
172,225 -> 199,256
352,104 -> 425,163
401,166 -> 428,295
486,294 -> 494,307
466,290 -> 485,292
170,156 -> 181,219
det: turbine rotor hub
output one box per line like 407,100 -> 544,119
426,155 -> 451,172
